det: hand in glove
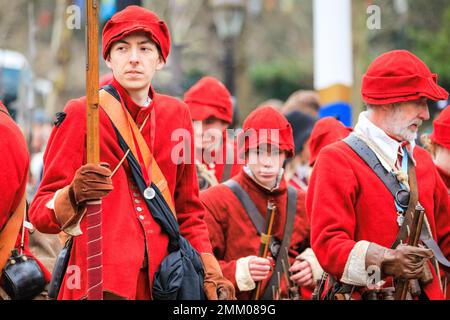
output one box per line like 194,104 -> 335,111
366,243 -> 433,280
55,162 -> 113,229
200,253 -> 236,300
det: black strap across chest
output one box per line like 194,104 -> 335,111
223,179 -> 298,299
343,134 -> 450,267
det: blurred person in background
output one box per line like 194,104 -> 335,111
308,116 -> 352,168
421,106 -> 450,191
282,90 -> 321,118
284,110 -> 316,191
184,76 -> 242,190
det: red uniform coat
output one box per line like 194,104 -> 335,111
307,141 -> 450,299
200,169 -> 310,300
0,103 -> 50,283
29,81 -> 212,300
437,166 -> 450,191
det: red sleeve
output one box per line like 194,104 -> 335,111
174,106 -> 212,254
29,99 -> 86,234
0,114 -> 29,227
307,145 -> 359,280
290,190 -> 310,256
201,187 -> 238,288
433,165 -> 450,274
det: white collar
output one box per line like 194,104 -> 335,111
353,111 -> 416,172
243,166 -> 284,192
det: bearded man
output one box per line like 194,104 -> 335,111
307,50 -> 450,300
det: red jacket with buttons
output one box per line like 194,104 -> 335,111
307,141 -> 450,299
28,80 -> 213,300
200,169 -> 310,300
0,102 -> 51,284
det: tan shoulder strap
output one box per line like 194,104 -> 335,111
0,193 -> 26,275
99,89 -> 176,214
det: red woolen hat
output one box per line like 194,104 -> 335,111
361,50 -> 448,105
308,117 -> 352,166
239,106 -> 294,158
184,76 -> 233,124
102,5 -> 170,62
430,106 -> 450,150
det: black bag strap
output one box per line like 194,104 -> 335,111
47,237 -> 73,300
261,186 -> 297,300
113,125 -> 182,250
343,134 -> 410,210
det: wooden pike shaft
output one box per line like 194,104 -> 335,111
395,205 -> 425,300
254,202 -> 277,300
86,0 -> 100,164
85,0 -> 102,300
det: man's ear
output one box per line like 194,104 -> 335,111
105,55 -> 112,69
156,56 -> 166,71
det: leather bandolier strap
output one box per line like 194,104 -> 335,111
223,179 -> 298,299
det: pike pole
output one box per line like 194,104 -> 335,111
85,0 -> 103,300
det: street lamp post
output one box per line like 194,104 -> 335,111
210,0 -> 246,96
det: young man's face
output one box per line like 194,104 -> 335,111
193,116 -> 229,151
105,32 -> 165,93
247,144 -> 287,189
383,97 -> 430,141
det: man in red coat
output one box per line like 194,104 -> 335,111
29,6 -> 234,300
308,50 -> 450,300
429,106 -> 450,191
184,76 -> 241,190
201,106 -> 323,300
0,101 -> 51,299
428,106 -> 450,299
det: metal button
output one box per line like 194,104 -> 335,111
133,192 -> 139,197
136,207 -> 143,212
135,199 -> 141,204
139,215 -> 145,220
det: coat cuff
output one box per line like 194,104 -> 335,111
236,256 -> 256,291
297,248 -> 324,283
47,186 -> 85,236
340,240 -> 371,286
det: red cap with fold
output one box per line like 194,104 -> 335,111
184,76 -> 233,124
308,117 -> 352,166
102,5 -> 170,62
430,106 -> 450,150
361,50 -> 448,105
239,106 -> 294,158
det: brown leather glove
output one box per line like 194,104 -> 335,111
70,162 -> 114,205
365,243 -> 433,280
200,253 -> 236,300
55,163 -> 113,230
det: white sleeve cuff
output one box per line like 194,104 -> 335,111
45,189 -> 62,210
340,240 -> 371,286
45,188 -> 83,236
236,256 -> 256,291
297,248 -> 324,283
